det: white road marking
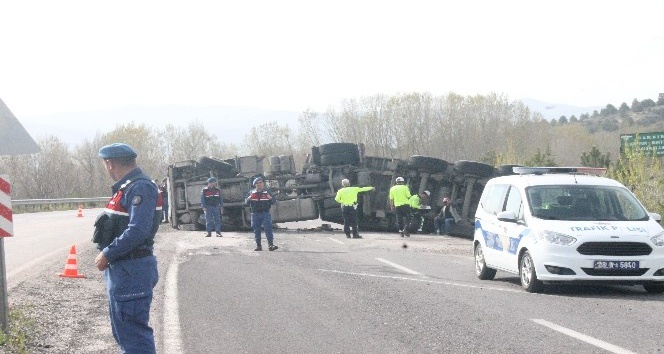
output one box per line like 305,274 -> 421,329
532,319 -> 637,354
375,257 -> 427,278
327,237 -> 345,245
317,268 -> 525,293
163,258 -> 184,354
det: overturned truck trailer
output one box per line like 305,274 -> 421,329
167,154 -> 317,231
167,143 -> 512,237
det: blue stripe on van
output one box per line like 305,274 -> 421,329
476,220 -> 531,254
508,229 -> 531,255
475,220 -> 503,251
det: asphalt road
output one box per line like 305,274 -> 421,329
166,223 -> 663,354
5,208 -> 101,287
6,212 -> 664,353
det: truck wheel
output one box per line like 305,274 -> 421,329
320,152 -> 360,166
322,198 -> 340,209
321,207 -> 343,223
318,143 -> 358,155
197,156 -> 237,177
407,155 -> 449,173
196,212 -> 207,230
454,160 -> 495,178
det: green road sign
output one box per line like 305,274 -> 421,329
620,132 -> 664,157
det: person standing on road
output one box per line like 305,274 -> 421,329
389,176 -> 412,237
245,177 -> 278,251
201,177 -> 223,237
334,178 -> 375,239
434,197 -> 460,235
160,178 -> 169,223
408,190 -> 431,233
93,143 -> 160,354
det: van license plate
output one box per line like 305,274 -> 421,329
593,261 -> 639,270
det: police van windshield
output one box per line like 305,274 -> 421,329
526,185 -> 648,221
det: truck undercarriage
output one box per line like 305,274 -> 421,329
167,143 -> 511,238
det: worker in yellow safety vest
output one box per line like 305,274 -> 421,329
389,176 -> 412,237
408,190 -> 431,233
335,178 -> 375,238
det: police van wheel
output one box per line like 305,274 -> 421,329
643,283 -> 664,294
519,251 -> 543,293
474,243 -> 496,280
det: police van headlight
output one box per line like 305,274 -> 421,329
651,231 -> 664,247
537,230 -> 577,246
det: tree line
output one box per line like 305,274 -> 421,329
2,91 -> 663,216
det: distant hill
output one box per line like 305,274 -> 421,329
19,105 -> 301,148
576,103 -> 664,133
521,98 -> 602,120
19,98 -> 659,149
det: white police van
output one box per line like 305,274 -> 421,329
473,167 -> 664,293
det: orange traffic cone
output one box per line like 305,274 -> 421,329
77,205 -> 83,217
59,245 -> 86,278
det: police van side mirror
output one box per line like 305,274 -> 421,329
650,212 -> 662,223
497,211 -> 518,223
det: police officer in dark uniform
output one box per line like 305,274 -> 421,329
245,177 -> 278,251
160,178 -> 169,223
93,143 -> 160,354
201,177 -> 223,237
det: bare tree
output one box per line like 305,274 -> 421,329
0,155 -> 25,197
297,109 -> 323,147
97,123 -> 164,182
15,136 -> 79,198
160,121 -> 233,163
242,121 -> 295,158
72,136 -> 107,197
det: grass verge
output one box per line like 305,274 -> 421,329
0,306 -> 35,354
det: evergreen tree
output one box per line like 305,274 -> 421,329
600,104 -> 618,116
524,146 -> 557,166
580,146 -> 610,168
619,102 -> 630,113
641,98 -> 656,109
632,98 -> 643,112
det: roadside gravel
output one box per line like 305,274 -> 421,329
4,224 -> 179,354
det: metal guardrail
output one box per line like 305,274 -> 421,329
11,197 -> 109,212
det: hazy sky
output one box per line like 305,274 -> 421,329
1,0 -> 663,118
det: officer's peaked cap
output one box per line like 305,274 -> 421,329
207,177 -> 217,183
395,177 -> 405,183
252,177 -> 263,186
98,143 -> 137,159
